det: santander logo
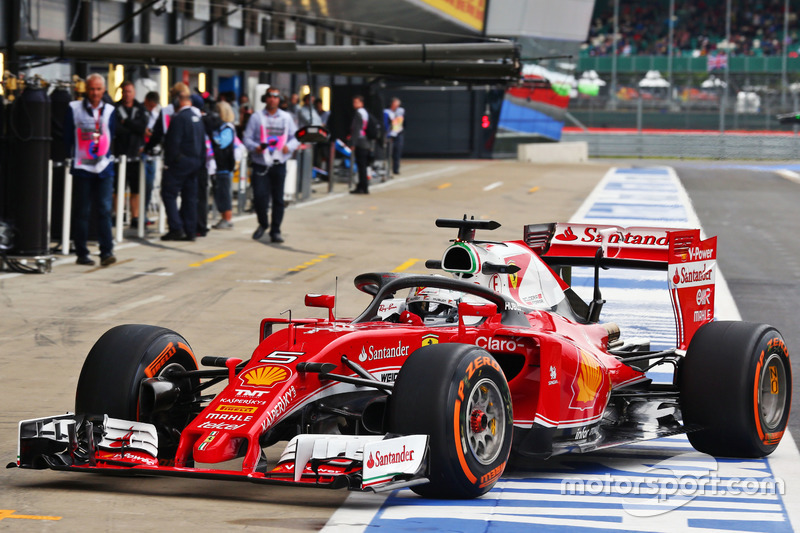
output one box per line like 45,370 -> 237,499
556,227 -> 578,241
367,453 -> 374,468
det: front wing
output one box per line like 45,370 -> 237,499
9,414 -> 430,493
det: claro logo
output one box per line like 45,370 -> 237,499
476,336 -> 519,352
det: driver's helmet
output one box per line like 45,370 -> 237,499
405,287 -> 461,325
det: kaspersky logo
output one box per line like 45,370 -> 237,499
239,365 -> 290,388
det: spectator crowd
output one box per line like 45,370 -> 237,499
584,0 -> 800,57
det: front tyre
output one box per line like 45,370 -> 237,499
75,324 -> 199,459
388,343 -> 513,499
680,321 -> 791,457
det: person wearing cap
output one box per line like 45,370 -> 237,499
159,83 -> 206,241
242,88 -> 298,243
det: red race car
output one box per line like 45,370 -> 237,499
11,218 -> 792,499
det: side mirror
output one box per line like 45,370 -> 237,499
305,294 -> 335,321
458,302 -> 497,317
458,302 -> 498,337
295,125 -> 330,143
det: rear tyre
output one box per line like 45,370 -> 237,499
75,324 -> 199,459
679,321 -> 791,457
388,343 -> 513,499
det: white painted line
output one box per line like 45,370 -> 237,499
775,169 -> 800,184
92,295 -> 165,320
295,166 -> 466,209
483,181 -> 503,191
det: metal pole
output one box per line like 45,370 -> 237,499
611,0 -> 619,110
116,155 -> 126,243
62,160 -> 72,255
238,158 -> 248,215
668,0 -> 675,101
46,160 -> 53,249
782,0 -> 789,109
138,158 -> 146,238
721,0 -> 731,133
156,156 -> 166,235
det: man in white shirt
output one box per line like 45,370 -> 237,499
384,97 -> 405,175
242,88 -> 298,243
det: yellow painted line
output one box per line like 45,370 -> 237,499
0,510 -> 61,521
393,258 -> 420,272
528,186 -> 540,193
288,253 -> 335,273
437,182 -> 452,190
189,251 -> 236,268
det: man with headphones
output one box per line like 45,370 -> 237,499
64,73 -> 117,266
242,88 -> 298,243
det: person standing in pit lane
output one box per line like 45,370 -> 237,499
159,83 -> 206,242
206,101 -> 238,230
112,80 -> 148,228
384,97 -> 405,176
242,88 -> 298,243
64,73 -> 117,266
142,91 -> 161,225
349,95 -> 371,194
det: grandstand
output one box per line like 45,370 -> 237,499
584,0 -> 797,57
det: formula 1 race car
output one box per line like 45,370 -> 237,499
11,217 -> 792,499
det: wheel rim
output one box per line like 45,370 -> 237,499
151,362 -> 197,456
759,354 -> 787,431
465,378 -> 506,465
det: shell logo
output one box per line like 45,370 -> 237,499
570,350 -> 605,409
240,365 -> 290,388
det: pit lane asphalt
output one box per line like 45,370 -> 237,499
0,159 -> 613,531
672,162 -> 800,440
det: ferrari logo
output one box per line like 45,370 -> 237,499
508,261 -> 519,289
571,350 -> 604,408
240,366 -> 289,387
421,334 -> 439,346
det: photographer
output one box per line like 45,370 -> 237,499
241,88 -> 298,243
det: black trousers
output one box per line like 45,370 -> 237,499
355,146 -> 370,192
252,162 -> 286,236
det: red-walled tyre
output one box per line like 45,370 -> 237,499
388,343 -> 513,499
680,321 -> 791,457
75,324 -> 199,459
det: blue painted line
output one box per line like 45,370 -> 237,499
570,277 -> 667,290
614,168 -> 670,174
687,519 -> 787,532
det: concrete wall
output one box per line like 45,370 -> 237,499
517,141 -> 589,163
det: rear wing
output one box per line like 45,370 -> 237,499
525,223 -> 716,349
